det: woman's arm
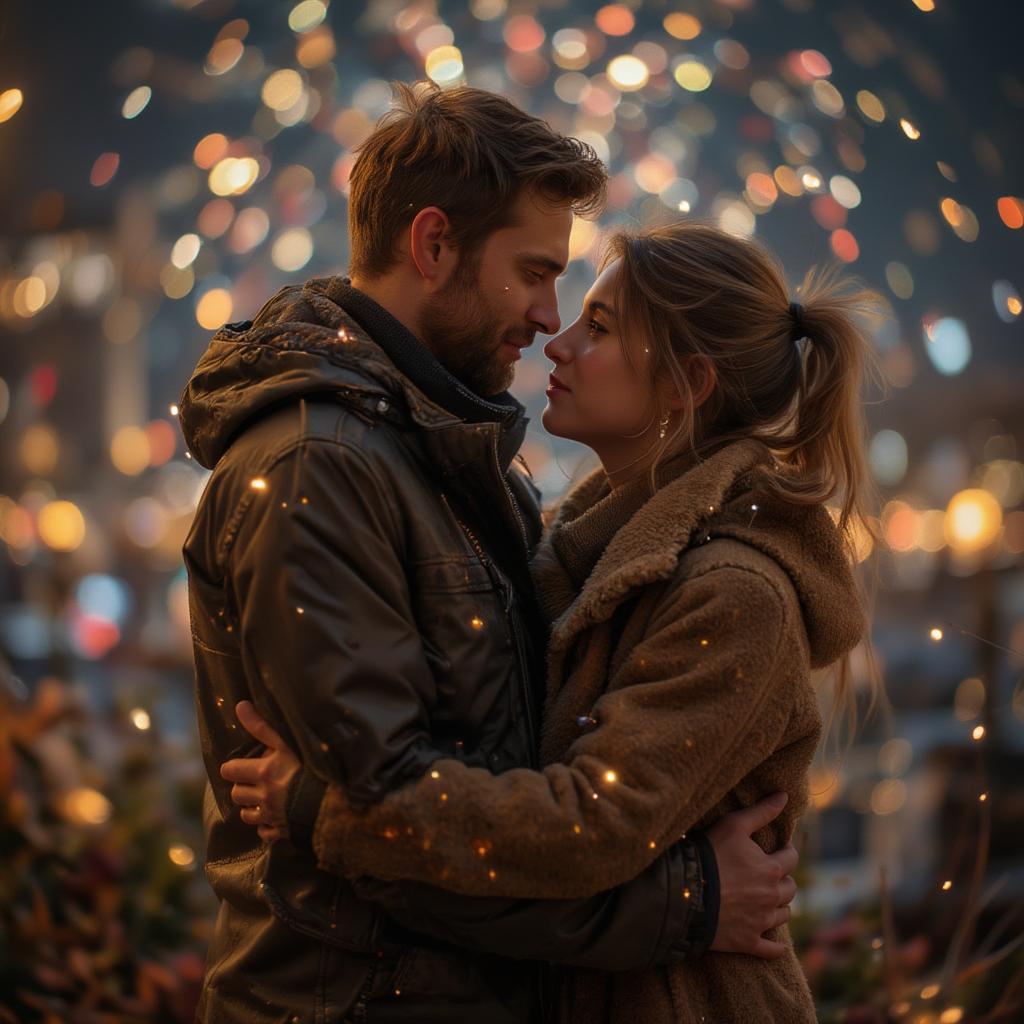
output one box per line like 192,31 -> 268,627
306,563 -> 800,899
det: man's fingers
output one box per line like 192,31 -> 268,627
221,758 -> 262,784
235,700 -> 287,750
778,874 -> 797,906
750,937 -> 787,960
730,791 -> 788,835
772,843 -> 799,878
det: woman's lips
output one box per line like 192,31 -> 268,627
546,374 -> 571,397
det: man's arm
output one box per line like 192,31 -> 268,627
225,440 -> 789,967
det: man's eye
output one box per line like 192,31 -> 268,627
525,270 -> 543,283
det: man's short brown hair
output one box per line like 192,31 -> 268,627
347,81 -> 607,279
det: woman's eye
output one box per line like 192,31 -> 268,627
587,318 -> 605,337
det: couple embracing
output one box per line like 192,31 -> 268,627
180,80 -> 882,1023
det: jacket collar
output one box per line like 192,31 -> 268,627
538,437 -> 865,669
178,275 -> 528,478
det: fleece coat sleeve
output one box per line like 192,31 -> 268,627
312,561 -> 799,899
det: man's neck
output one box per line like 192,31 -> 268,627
349,273 -> 434,356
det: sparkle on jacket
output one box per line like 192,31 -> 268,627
312,436 -> 868,1023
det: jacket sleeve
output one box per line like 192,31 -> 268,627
351,836 -> 716,970
228,438 -> 714,967
287,771 -> 718,969
228,438 -> 440,805
311,562 -> 797,898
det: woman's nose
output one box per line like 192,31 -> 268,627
544,329 -> 573,363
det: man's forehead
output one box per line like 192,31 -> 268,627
501,195 -> 572,259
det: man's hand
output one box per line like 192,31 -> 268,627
220,701 -> 300,844
706,792 -> 799,959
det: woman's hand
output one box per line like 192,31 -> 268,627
220,701 -> 300,844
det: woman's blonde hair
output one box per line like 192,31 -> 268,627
601,218 -> 890,743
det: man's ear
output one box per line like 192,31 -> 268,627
408,206 -> 458,289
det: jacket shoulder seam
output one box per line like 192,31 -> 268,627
216,434 -> 401,571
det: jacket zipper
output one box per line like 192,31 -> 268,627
438,491 -> 539,768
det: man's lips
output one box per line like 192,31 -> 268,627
502,337 -> 532,361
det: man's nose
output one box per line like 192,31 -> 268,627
530,300 -> 561,337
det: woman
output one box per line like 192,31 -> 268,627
222,219 -> 886,1021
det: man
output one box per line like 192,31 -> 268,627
180,81 -> 799,1023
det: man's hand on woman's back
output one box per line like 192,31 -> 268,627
707,792 -> 799,959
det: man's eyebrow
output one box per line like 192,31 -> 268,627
588,299 -> 617,320
516,253 -> 567,276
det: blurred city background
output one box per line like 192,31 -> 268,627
1,0 -> 1022,1020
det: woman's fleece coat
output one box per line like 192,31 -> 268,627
310,437 -> 867,1023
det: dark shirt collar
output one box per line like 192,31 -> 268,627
332,276 -> 526,433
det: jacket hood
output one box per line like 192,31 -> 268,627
178,276 -> 526,470
545,438 -> 867,669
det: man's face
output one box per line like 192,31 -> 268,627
419,191 -> 572,397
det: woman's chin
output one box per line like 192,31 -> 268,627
540,405 -> 574,440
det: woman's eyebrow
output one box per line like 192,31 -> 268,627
588,299 -> 618,320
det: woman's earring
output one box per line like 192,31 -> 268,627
658,412 -> 670,440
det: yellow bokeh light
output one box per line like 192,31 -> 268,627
856,89 -> 885,122
111,426 -> 151,476
289,0 -> 327,33
944,488 -> 1002,554
130,707 -> 152,730
168,843 -> 196,867
271,227 -> 314,272
0,88 -> 23,123
607,55 -> 649,91
20,424 -> 60,475
196,288 -> 233,330
568,217 -> 598,262
425,45 -> 464,84
262,69 -> 305,111
171,233 -> 202,269
900,118 -> 921,140
64,787 -> 113,826
13,276 -> 48,317
38,500 -> 86,552
674,60 -> 712,92
208,156 -> 260,197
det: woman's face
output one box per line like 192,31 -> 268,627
541,260 -> 656,448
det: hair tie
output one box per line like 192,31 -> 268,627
788,301 -> 806,342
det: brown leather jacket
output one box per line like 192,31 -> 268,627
179,276 -> 713,1024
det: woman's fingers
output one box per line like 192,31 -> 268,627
235,700 -> 288,750
769,905 -> 791,929
230,783 -> 262,808
257,825 -> 285,844
240,805 -> 263,825
220,757 -> 262,784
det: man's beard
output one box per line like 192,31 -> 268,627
419,255 -> 530,398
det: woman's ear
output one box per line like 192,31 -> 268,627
407,206 -> 458,289
661,354 -> 717,411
